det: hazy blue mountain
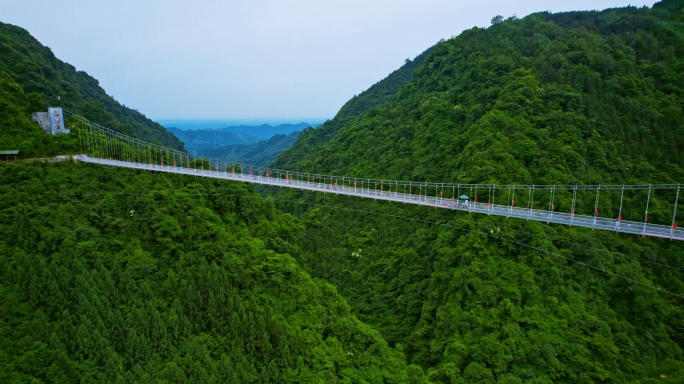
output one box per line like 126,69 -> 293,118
217,122 -> 313,138
168,122 -> 315,154
167,126 -> 259,154
158,119 -> 324,131
198,131 -> 301,167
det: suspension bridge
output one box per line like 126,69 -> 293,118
66,111 -> 683,241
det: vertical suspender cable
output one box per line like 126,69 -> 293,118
643,184 -> 652,235
618,185 -> 625,229
109,131 -> 114,159
81,121 -> 86,156
104,130 -> 109,159
530,185 -> 535,218
487,185 -> 491,211
527,187 -> 532,217
511,186 -> 516,214
88,122 -> 92,157
94,124 -> 98,158
672,184 -> 680,238
102,130 -> 106,159
571,186 -> 577,222
102,129 -> 107,159
101,128 -> 105,159
77,121 -> 83,156
548,186 -> 554,223
593,186 -> 600,229
475,184 -> 478,208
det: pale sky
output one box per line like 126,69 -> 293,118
1,0 -> 653,121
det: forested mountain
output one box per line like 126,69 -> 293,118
198,130 -> 301,167
0,23 -> 416,383
0,22 -> 184,150
3,0 -> 684,382
0,162 -> 413,383
270,0 -> 684,381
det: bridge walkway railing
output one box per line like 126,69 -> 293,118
79,156 -> 684,241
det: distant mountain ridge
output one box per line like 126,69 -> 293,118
168,122 -> 313,154
166,127 -> 258,154
214,123 -> 312,139
198,131 -> 301,167
158,119 -> 323,131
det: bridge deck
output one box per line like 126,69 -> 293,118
78,156 -> 684,241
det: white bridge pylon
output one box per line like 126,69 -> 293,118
67,111 -> 683,241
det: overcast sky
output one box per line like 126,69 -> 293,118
1,0 -> 653,121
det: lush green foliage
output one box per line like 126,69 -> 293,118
3,1 -> 684,382
0,162 -> 412,383
198,131 -> 301,167
0,22 -> 184,150
270,1 -> 684,382
277,4 -> 684,183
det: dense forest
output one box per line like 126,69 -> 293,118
0,22 -> 184,151
2,0 -> 684,383
0,161 -> 420,383
270,0 -> 684,382
0,20 -> 415,384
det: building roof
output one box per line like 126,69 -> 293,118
0,150 -> 19,155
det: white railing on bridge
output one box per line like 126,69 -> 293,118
76,156 -> 684,241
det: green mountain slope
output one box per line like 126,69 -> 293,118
275,4 -> 684,182
0,161 -> 414,383
270,1 -> 684,382
274,46 -> 434,170
0,21 -> 184,150
198,131 -> 301,167
0,24 -> 417,383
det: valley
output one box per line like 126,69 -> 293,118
1,1 -> 684,382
